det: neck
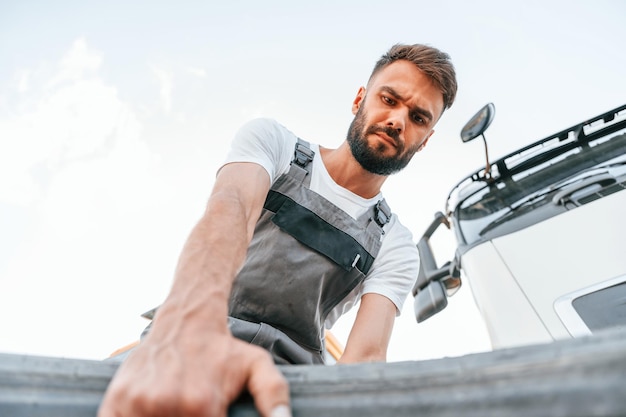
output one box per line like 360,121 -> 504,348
319,142 -> 387,199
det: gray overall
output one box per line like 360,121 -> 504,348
228,139 -> 391,365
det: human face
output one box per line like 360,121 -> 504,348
347,60 -> 444,176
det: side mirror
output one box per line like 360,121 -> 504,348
413,212 -> 462,323
414,281 -> 448,323
460,103 -> 496,178
461,103 -> 495,142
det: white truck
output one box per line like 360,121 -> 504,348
413,103 -> 626,349
3,104 -> 626,417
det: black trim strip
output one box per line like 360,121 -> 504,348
265,191 -> 375,274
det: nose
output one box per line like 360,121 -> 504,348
386,109 -> 405,134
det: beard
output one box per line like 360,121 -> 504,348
346,106 -> 419,176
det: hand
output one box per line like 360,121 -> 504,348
98,323 -> 291,417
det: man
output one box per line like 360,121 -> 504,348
99,43 -> 457,417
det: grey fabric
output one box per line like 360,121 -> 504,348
229,139 -> 390,364
141,141 -> 391,366
228,317 -> 325,365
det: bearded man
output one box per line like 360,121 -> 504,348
100,43 -> 457,417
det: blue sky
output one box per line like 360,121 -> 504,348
1,0 -> 624,361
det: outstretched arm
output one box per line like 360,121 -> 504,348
338,293 -> 397,363
98,162 -> 291,417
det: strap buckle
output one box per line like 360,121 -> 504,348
294,142 -> 315,168
375,200 -> 391,227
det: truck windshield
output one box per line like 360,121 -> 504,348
450,107 -> 626,247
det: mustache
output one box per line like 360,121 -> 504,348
365,125 -> 402,148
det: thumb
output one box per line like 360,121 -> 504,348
246,352 -> 291,417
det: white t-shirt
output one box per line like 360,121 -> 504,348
222,118 -> 419,328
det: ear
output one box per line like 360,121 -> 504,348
417,130 -> 435,152
352,86 -> 366,115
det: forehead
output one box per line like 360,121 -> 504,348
368,60 -> 444,120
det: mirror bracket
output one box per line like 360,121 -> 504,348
413,212 -> 462,323
461,103 -> 496,179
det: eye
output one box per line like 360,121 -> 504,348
412,114 -> 425,124
382,95 -> 395,105
411,112 -> 427,125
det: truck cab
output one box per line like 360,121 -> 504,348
414,104 -> 626,349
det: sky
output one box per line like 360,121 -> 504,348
0,0 -> 624,362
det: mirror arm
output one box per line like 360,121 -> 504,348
482,133 -> 492,178
412,212 -> 450,296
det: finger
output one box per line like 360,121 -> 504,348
246,351 -> 291,417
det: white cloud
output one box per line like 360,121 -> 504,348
150,65 -> 173,113
48,37 -> 103,88
16,69 -> 31,93
187,67 -> 207,78
0,73 -> 135,206
0,38 -> 170,358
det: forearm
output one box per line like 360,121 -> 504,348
337,293 -> 396,364
152,214 -> 241,335
98,163 -> 290,417
338,350 -> 386,364
338,340 -> 387,364
153,163 -> 270,335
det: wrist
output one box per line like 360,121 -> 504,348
152,291 -> 231,336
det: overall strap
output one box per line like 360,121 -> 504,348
287,138 -> 315,185
286,138 -> 393,238
374,199 -> 392,227
364,198 -> 392,237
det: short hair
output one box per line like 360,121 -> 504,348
369,44 -> 457,111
